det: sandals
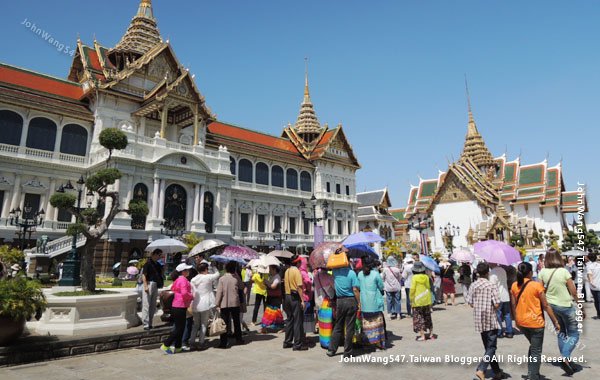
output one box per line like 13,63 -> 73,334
475,370 -> 485,380
415,336 -> 426,342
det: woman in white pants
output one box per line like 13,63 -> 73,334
189,262 -> 220,350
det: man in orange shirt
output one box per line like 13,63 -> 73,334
283,255 -> 307,351
510,261 -> 560,380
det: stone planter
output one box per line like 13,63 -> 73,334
35,289 -> 141,336
0,316 -> 26,346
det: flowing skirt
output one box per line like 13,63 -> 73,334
318,298 -> 333,348
260,305 -> 284,330
412,306 -> 433,333
442,278 -> 455,294
362,311 -> 385,348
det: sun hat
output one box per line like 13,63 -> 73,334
412,261 -> 426,274
176,263 -> 193,272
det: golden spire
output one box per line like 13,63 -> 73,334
137,0 -> 155,20
460,77 -> 495,170
294,58 -> 323,142
111,0 -> 161,57
304,57 -> 310,98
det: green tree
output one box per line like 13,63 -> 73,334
50,128 -> 149,291
182,233 -> 203,253
382,239 -> 403,260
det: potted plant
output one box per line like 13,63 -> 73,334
0,246 -> 47,346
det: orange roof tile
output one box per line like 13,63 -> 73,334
0,64 -> 83,100
208,121 -> 300,154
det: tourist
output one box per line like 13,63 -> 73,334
215,260 -> 245,349
299,257 -> 315,336
566,256 -> 577,281
440,260 -> 456,306
142,249 -> 164,330
539,249 -> 580,375
402,257 -> 414,316
510,262 -> 560,380
382,256 -> 402,319
283,255 -> 307,351
242,264 -> 252,304
489,263 -> 513,338
358,255 -> 386,350
314,267 -> 335,348
189,262 -> 220,350
251,268 -> 267,325
466,262 -> 503,380
235,263 -> 250,334
326,249 -> 360,357
260,265 -> 284,333
528,256 -> 538,279
458,261 -> 472,304
537,254 -> 545,273
586,252 -> 600,319
160,263 -> 193,354
409,261 -> 434,341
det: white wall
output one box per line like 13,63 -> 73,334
432,200 -> 485,253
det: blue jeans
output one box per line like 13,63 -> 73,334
405,288 -> 412,315
550,304 -> 580,358
386,291 -> 401,316
521,327 -> 544,380
181,316 -> 194,346
477,330 -> 501,375
496,302 -> 513,335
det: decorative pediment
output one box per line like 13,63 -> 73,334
256,204 -> 269,215
147,53 -> 177,81
239,202 -> 253,212
287,208 -> 299,217
0,176 -> 11,188
436,172 -> 477,204
155,153 -> 210,172
22,178 -> 47,192
272,205 -> 285,216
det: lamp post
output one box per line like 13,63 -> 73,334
58,176 -> 93,286
9,203 -> 45,271
440,222 -> 460,254
516,221 -> 528,247
407,215 -> 432,256
160,218 -> 185,238
300,194 -> 329,246
273,228 -> 289,250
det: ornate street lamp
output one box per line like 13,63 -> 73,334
300,194 -> 329,245
440,222 -> 460,253
273,228 -> 289,250
9,203 -> 45,271
58,175 -> 91,286
407,215 -> 432,256
516,221 -> 528,247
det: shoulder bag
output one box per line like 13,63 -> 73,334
208,310 -> 227,336
327,251 -> 349,269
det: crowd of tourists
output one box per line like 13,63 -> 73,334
139,246 -> 599,380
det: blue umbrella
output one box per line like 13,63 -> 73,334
419,255 -> 440,274
345,244 -> 378,259
342,232 -> 385,247
210,254 -> 246,265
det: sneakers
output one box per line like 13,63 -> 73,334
181,345 -> 190,352
160,344 -> 175,354
174,347 -> 183,354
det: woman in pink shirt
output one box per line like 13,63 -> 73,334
160,263 -> 193,354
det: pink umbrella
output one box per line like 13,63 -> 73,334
309,242 -> 342,269
221,245 -> 259,261
126,266 -> 139,275
474,240 -> 521,265
450,249 -> 475,263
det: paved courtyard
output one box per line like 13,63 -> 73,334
1,300 -> 597,380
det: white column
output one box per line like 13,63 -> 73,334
113,178 -> 121,208
185,186 -> 193,231
199,186 -> 205,222
152,178 -> 160,218
103,196 -> 113,219
158,180 -> 166,220
54,125 -> 64,154
193,184 -> 200,222
215,190 -> 222,225
10,176 -> 21,211
1,190 -> 11,218
125,175 -> 133,205
19,119 -> 29,147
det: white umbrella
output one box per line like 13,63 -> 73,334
250,255 -> 282,273
146,238 -> 187,254
268,250 -> 294,259
189,239 -> 227,257
562,250 -> 587,257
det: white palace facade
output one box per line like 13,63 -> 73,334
0,0 -> 360,274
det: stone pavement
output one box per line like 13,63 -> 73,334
1,300 -> 597,380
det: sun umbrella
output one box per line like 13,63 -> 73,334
112,262 -> 121,270
250,255 -> 282,273
562,250 -> 587,257
309,242 -> 342,269
128,259 -> 139,264
346,244 -> 378,259
268,250 -> 294,259
126,266 -> 139,275
221,245 -> 260,261
474,240 -> 521,266
146,238 -> 188,254
419,255 -> 440,274
210,254 -> 246,265
450,249 -> 475,263
189,239 -> 227,257
342,232 -> 385,247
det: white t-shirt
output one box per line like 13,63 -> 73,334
402,263 -> 414,289
489,266 -> 510,302
587,262 -> 600,290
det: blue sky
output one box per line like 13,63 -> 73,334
1,1 -> 598,221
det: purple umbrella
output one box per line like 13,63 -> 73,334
342,232 -> 385,247
126,266 -> 139,275
474,240 -> 521,265
221,246 -> 259,261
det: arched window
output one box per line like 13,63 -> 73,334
60,124 -> 88,156
203,192 -> 214,233
131,183 -> 148,230
271,166 -> 284,188
238,159 -> 253,183
300,171 -> 312,192
256,162 -> 269,185
286,168 -> 298,189
230,157 -> 236,175
26,117 -> 56,151
163,184 -> 187,230
0,110 -> 23,146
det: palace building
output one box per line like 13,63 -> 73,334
403,101 -> 584,254
0,0 -> 360,274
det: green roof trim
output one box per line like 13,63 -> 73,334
420,181 -> 437,197
519,166 -> 543,186
519,188 -> 543,196
504,165 -> 515,181
391,210 -> 406,220
562,194 -> 579,203
410,189 -> 418,203
547,170 -> 557,187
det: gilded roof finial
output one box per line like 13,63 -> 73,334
304,57 -> 309,98
465,74 -> 477,137
293,57 -> 322,142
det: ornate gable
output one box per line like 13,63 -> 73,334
433,170 -> 478,205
